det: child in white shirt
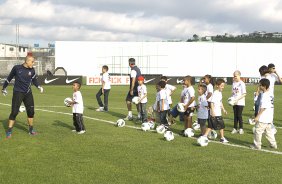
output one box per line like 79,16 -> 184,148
96,65 -> 111,112
197,84 -> 209,135
137,76 -> 148,123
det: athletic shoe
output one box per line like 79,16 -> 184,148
71,130 -> 77,132
6,131 -> 12,139
96,107 -> 104,112
250,144 -> 261,150
239,129 -> 244,135
231,128 -> 238,134
270,144 -> 278,149
220,137 -> 229,143
77,130 -> 86,134
29,130 -> 37,135
124,115 -> 133,121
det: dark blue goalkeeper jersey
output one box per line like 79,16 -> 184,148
2,64 -> 40,93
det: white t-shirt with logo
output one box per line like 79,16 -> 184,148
265,73 -> 278,97
198,94 -> 209,119
158,89 -> 169,111
102,72 -> 111,90
165,84 -> 176,105
258,91 -> 274,123
232,80 -> 246,106
137,84 -> 147,103
210,90 -> 222,116
181,86 -> 196,107
206,83 -> 213,102
73,91 -> 84,114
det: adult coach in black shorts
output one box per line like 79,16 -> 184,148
2,56 -> 44,138
124,58 -> 141,120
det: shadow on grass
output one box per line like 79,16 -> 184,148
106,111 -> 127,119
1,119 -> 29,132
53,120 -> 73,130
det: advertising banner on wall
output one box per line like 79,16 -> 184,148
38,76 -> 82,85
0,76 -> 82,85
87,76 -> 130,85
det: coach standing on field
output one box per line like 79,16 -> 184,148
124,58 -> 141,121
2,56 -> 44,138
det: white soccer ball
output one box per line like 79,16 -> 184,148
197,136 -> 209,147
177,103 -> 185,113
184,128 -> 195,137
156,124 -> 166,134
132,96 -> 140,104
164,131 -> 174,141
19,105 -> 26,113
192,122 -> 201,131
248,118 -> 256,125
116,119 -> 125,127
207,130 -> 217,140
227,97 -> 236,106
64,97 -> 72,107
148,120 -> 155,129
141,122 -> 151,131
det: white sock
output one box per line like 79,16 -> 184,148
128,111 -> 132,117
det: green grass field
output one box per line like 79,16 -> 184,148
0,84 -> 282,184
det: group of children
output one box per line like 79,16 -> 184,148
69,63 -> 279,149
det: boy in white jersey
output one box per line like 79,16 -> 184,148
201,79 -> 228,143
69,82 -> 85,134
96,65 -> 111,112
231,70 -> 247,135
197,84 -> 209,135
250,78 -> 277,150
137,76 -> 148,123
157,81 -> 170,127
160,76 -> 176,107
181,76 -> 196,134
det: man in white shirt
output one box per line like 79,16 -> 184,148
267,63 -> 282,98
124,58 -> 141,121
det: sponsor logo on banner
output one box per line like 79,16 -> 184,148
144,78 -> 155,84
66,77 -> 80,84
87,76 -> 130,85
44,78 -> 59,84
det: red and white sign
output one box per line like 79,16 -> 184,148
87,76 -> 130,85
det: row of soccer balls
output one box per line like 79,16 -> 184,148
116,118 -> 277,146
116,119 -> 217,146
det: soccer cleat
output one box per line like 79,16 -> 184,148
239,129 -> 244,135
231,128 -> 238,134
77,130 -> 86,134
124,115 -> 133,121
6,131 -> 12,139
220,137 -> 229,143
29,130 -> 37,135
250,144 -> 261,150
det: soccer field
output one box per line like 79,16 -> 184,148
0,84 -> 282,184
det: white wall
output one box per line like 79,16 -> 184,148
55,41 -> 282,77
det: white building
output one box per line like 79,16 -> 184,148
0,43 -> 28,58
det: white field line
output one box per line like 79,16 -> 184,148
0,102 -> 281,155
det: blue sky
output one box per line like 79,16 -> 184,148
0,0 -> 282,46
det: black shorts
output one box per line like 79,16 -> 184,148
9,91 -> 34,120
125,90 -> 138,102
198,118 -> 207,127
184,107 -> 195,116
208,116 -> 225,130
